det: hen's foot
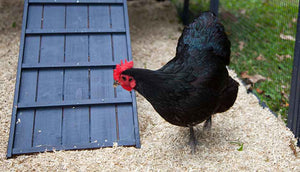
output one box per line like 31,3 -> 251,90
188,127 -> 198,154
203,116 -> 212,131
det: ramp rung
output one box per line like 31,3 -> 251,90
22,62 -> 116,69
26,28 -> 126,35
12,140 -> 136,155
17,98 -> 132,109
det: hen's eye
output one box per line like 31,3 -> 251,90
122,76 -> 126,81
129,78 -> 132,82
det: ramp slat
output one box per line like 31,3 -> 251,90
29,0 -> 123,4
26,28 -> 126,34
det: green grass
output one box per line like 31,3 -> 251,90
171,0 -> 299,122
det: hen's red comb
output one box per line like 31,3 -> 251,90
113,59 -> 134,81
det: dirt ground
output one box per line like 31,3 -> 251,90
0,0 -> 299,171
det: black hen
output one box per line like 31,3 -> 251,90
113,12 -> 239,151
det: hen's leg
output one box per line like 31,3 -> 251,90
203,116 -> 212,131
189,127 -> 198,153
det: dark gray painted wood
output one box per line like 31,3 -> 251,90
41,38 -> 64,62
90,105 -> 118,145
90,68 -> 114,99
183,0 -> 189,25
288,0 -> 300,147
17,98 -> 132,109
112,34 -> 127,62
43,5 -> 65,29
66,5 -> 88,28
40,36 -> 65,63
32,8 -> 65,146
117,104 -> 135,142
63,69 -> 90,145
23,36 -> 40,64
7,0 -> 29,157
34,72 -> 63,148
27,5 -> 42,29
63,107 -> 90,145
8,0 -> 140,157
64,69 -> 89,101
22,62 -> 116,69
111,5 -> 125,29
37,70 -> 64,102
210,0 -> 219,16
90,68 -> 118,144
64,9 -> 90,144
26,28 -> 125,34
18,70 -> 37,104
90,35 -> 113,63
89,5 -> 110,29
29,0 -> 123,4
13,110 -> 35,149
12,139 -> 136,155
65,36 -> 89,62
33,108 -> 62,146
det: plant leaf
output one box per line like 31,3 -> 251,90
229,141 -> 244,151
240,9 -> 246,14
239,41 -> 245,51
280,33 -> 295,41
237,143 -> 244,151
256,54 -> 266,61
249,74 -> 266,84
240,71 -> 249,78
241,71 -> 266,84
256,88 -> 264,94
12,22 -> 16,28
276,54 -> 292,61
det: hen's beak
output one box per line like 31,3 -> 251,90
113,80 -> 119,88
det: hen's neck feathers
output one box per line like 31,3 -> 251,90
122,68 -> 172,97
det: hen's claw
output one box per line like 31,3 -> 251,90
203,116 -> 212,131
189,127 -> 198,154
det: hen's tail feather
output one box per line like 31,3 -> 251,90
176,12 -> 231,65
216,76 -> 239,113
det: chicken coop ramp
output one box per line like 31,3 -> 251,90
7,0 -> 140,158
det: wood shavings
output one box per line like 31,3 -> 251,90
0,0 -> 299,171
289,139 -> 298,158
113,142 -> 118,148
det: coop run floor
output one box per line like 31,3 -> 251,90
0,0 -> 299,171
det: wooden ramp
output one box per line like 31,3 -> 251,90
7,0 -> 140,158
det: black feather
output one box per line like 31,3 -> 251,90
121,12 -> 238,127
